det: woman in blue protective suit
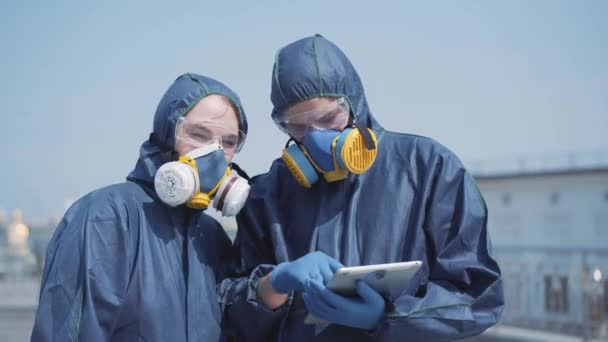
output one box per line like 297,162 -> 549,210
31,73 -> 252,341
218,35 -> 504,341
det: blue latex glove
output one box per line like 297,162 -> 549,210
271,251 -> 343,294
302,280 -> 385,331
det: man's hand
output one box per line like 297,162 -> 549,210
271,251 -> 343,293
257,251 -> 343,309
302,280 -> 385,331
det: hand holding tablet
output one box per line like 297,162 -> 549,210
304,261 -> 422,325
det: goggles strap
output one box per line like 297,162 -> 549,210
230,162 -> 251,181
284,137 -> 296,148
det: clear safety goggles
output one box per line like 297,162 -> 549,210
273,97 -> 351,141
174,116 -> 246,153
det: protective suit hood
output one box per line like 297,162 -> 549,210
271,34 -> 383,135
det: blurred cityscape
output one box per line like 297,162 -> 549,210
466,150 -> 608,342
1,150 -> 607,341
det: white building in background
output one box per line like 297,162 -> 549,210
0,209 -> 36,280
470,150 -> 608,339
0,209 -> 40,308
6,210 -> 32,257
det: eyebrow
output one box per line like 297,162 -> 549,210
189,126 -> 213,135
287,107 -> 347,123
223,134 -> 239,142
190,126 -> 238,140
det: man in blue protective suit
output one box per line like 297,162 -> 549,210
31,73 -> 252,341
219,35 -> 504,341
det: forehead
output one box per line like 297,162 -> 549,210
185,94 -> 239,129
285,97 -> 336,117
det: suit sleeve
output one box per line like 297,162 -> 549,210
31,193 -> 131,342
217,195 -> 289,341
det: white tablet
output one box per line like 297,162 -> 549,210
304,261 -> 422,325
327,260 -> 422,299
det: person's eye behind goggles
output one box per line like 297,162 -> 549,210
273,97 -> 354,138
175,116 -> 246,153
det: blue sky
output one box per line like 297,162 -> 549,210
1,0 -> 607,221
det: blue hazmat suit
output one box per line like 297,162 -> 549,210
31,73 -> 247,342
218,35 -> 504,341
